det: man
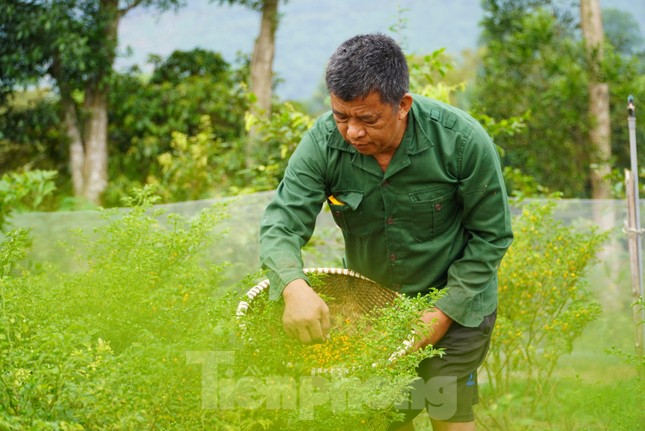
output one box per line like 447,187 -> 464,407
259,33 -> 513,430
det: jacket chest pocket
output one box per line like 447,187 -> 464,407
409,186 -> 458,242
328,191 -> 373,237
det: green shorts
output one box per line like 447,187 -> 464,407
388,309 -> 496,427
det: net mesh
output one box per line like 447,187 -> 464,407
6,194 -> 632,287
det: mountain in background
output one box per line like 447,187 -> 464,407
118,0 -> 645,102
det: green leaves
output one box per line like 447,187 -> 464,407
476,1 -> 645,198
0,170 -> 57,231
105,49 -> 249,204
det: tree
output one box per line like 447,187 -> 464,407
105,48 -> 249,205
475,0 -> 645,198
212,0 -> 281,166
602,8 -> 645,56
581,0 -> 612,199
214,0 -> 279,118
0,0 -> 183,205
475,0 -> 592,197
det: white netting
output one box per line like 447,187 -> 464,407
6,193 -> 642,353
5,194 -> 635,289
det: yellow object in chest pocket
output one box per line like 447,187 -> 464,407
328,195 -> 344,206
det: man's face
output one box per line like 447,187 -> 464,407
330,91 -> 412,158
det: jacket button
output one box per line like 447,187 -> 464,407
389,253 -> 397,261
334,211 -> 341,217
434,203 -> 443,211
386,216 -> 394,225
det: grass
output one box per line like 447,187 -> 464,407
409,368 -> 642,431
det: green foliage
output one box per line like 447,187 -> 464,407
239,101 -> 315,193
0,190 -> 641,430
604,53 -> 645,191
110,92 -> 313,203
475,1 -> 645,198
502,166 -> 552,199
479,200 -> 608,429
148,48 -> 232,85
0,89 -> 67,176
0,169 -> 57,230
0,187 -> 442,430
476,2 -> 592,197
106,49 -> 249,205
0,1 -> 184,96
0,187 -> 230,429
146,115 -> 242,202
0,0 -> 187,207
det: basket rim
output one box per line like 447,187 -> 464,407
235,267 -> 378,317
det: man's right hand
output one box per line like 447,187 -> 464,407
282,279 -> 330,344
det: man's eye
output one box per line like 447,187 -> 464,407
334,116 -> 348,123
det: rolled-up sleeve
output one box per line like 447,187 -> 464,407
259,132 -> 327,300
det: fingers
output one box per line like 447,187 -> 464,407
285,317 -> 327,344
320,304 -> 331,340
283,322 -> 298,340
297,327 -> 313,344
282,306 -> 330,344
281,280 -> 330,344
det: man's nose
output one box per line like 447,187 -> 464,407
346,120 -> 366,140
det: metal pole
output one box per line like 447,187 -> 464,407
626,95 -> 645,355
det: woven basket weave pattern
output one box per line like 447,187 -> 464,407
237,268 -> 399,326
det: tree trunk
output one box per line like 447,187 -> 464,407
246,0 -> 279,167
61,97 -> 85,197
581,0 -> 619,304
75,0 -> 118,205
250,0 -> 278,117
580,0 -> 612,199
82,85 -> 109,204
588,82 -> 611,198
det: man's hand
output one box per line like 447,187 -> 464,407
282,279 -> 330,344
414,308 -> 453,351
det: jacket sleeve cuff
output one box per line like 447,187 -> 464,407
267,269 -> 310,301
434,287 -> 479,328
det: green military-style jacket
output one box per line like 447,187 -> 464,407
260,94 -> 513,327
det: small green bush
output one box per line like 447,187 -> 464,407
479,200 -> 608,430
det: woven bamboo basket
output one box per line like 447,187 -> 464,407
236,268 -> 419,371
236,267 -> 400,326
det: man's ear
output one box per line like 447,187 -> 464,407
398,93 -> 413,119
